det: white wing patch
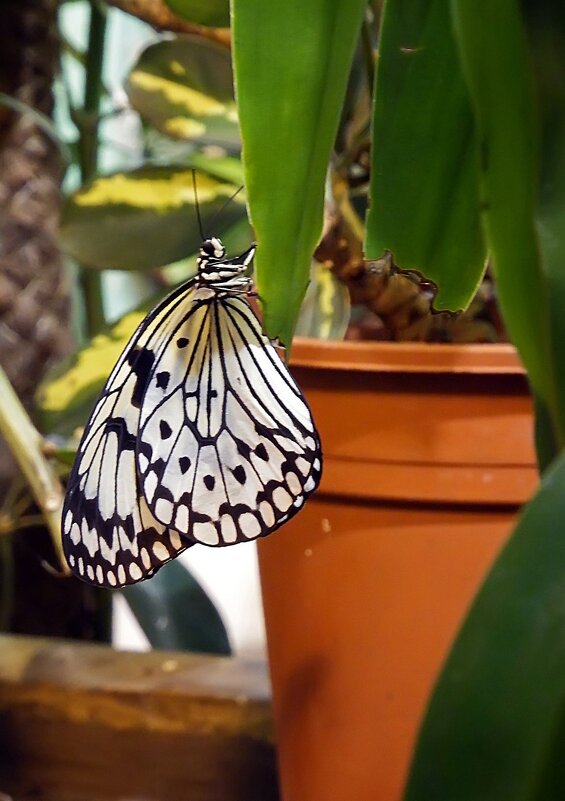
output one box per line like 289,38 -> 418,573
136,290 -> 321,545
63,241 -> 322,588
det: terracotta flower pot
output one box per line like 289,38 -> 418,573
258,339 -> 538,801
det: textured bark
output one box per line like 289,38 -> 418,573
0,0 -> 110,641
0,0 -> 71,412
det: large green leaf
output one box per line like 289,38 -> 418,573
525,1 -> 565,463
126,37 -> 239,150
403,452 -> 565,801
232,0 -> 367,347
163,0 -> 229,28
59,166 -> 246,271
451,0 -> 563,451
121,559 -> 231,655
366,0 -> 486,311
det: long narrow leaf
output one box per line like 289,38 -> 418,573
366,0 -> 486,311
451,0 -> 562,451
525,1 -> 565,466
232,0 -> 366,346
404,452 -> 565,800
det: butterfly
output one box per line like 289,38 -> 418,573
62,237 -> 322,587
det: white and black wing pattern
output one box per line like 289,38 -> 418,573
63,237 -> 322,588
136,289 -> 322,546
62,283 -> 199,588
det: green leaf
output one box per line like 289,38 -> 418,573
59,166 -> 246,271
163,0 -> 229,28
525,1 -> 565,460
185,151 -> 244,186
232,0 -> 367,346
126,37 -> 239,150
366,0 -> 486,312
403,451 -> 565,801
450,0 -> 563,450
294,262 -> 351,340
121,559 -> 231,655
37,305 -> 150,436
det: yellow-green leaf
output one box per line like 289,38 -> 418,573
60,166 -> 246,271
126,37 -> 239,150
37,308 -> 148,436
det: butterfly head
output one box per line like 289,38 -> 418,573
198,237 -> 226,263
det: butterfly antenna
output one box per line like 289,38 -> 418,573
192,169 -> 205,240
208,184 -> 245,234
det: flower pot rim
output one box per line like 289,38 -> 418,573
290,337 -> 524,375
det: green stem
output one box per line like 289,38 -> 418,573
78,0 -> 108,337
0,368 -> 67,573
361,12 -> 376,92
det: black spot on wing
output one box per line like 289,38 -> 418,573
232,465 -> 246,485
235,439 -> 251,459
106,416 -> 136,450
159,420 -> 172,440
156,371 -> 170,390
204,475 -> 216,491
128,347 -> 155,408
179,456 -> 191,474
177,337 -> 189,348
255,443 -> 269,461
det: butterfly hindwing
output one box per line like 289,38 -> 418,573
62,283 -> 199,587
136,290 -> 322,546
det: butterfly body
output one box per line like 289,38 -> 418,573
62,238 -> 322,587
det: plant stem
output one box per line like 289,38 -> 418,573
78,0 -> 108,337
0,368 -> 68,573
361,12 -> 375,92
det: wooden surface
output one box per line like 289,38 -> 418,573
0,635 -> 278,801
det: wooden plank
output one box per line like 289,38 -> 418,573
0,635 -> 278,801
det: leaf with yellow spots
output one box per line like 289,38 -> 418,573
60,166 -> 247,270
37,306 -> 151,437
126,37 -> 239,150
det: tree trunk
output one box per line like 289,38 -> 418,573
0,0 -> 111,641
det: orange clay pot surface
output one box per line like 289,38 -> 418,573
258,339 -> 537,801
